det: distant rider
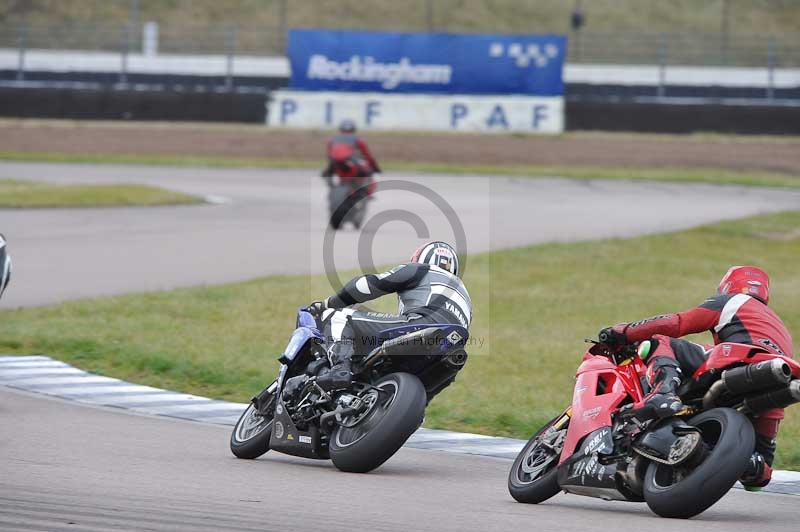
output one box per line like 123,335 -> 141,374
307,241 -> 471,391
599,266 -> 794,490
321,119 -> 381,198
0,233 -> 11,300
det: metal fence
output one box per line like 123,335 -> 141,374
0,22 -> 798,68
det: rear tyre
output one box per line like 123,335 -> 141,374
329,372 -> 426,473
329,186 -> 352,230
643,407 -> 754,519
230,392 -> 276,459
329,209 -> 344,230
508,416 -> 566,504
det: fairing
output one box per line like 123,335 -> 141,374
296,308 -> 318,329
560,353 -> 645,463
558,427 -> 627,501
694,342 -> 800,378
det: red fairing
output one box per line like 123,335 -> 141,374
560,353 -> 645,462
694,342 -> 800,378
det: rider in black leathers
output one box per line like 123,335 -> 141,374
307,241 -> 471,391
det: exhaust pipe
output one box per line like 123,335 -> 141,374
742,380 -> 800,414
703,359 -> 791,410
722,359 -> 791,394
362,327 -> 442,368
444,349 -> 468,368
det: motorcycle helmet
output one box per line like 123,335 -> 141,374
718,265 -> 770,305
339,119 -> 356,134
410,241 -> 460,277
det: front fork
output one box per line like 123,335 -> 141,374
252,380 -> 278,413
552,407 -> 572,432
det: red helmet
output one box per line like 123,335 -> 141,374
718,266 -> 770,304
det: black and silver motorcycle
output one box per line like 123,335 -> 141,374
230,307 -> 469,473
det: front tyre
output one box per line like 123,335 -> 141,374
643,407 -> 755,519
508,415 -> 566,504
329,372 -> 426,473
230,392 -> 276,459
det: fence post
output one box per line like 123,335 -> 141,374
142,21 -> 158,56
767,37 -> 776,101
119,24 -> 131,86
16,16 -> 27,82
277,0 -> 287,53
572,30 -> 582,62
720,0 -> 729,65
657,33 -> 668,99
226,27 -> 237,92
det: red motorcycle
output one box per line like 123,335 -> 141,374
325,148 -> 374,230
508,336 -> 800,518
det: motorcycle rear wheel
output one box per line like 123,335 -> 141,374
329,372 -> 426,473
643,407 -> 754,519
508,415 -> 565,504
329,209 -> 345,230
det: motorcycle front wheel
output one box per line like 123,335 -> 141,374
508,415 -> 567,504
230,389 -> 276,459
329,372 -> 426,473
643,407 -> 754,519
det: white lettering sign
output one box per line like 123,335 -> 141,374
307,55 -> 453,90
267,90 -> 563,134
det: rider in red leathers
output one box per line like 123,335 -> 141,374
321,119 -> 381,198
599,266 -> 794,490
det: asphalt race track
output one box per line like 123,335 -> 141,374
2,161 -> 800,307
2,387 -> 800,532
2,162 -> 800,531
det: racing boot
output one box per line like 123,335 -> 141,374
741,429 -> 777,491
315,340 -> 354,392
740,451 -> 773,491
315,360 -> 353,391
642,357 -> 684,418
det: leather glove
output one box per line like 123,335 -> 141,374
306,300 -> 328,317
598,323 -> 629,346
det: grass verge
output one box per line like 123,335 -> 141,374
1,211 -> 799,467
0,179 -> 202,208
0,150 -> 798,189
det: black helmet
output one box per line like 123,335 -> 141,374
0,233 -> 11,300
339,119 -> 356,134
410,241 -> 460,277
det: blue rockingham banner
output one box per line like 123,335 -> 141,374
288,29 -> 566,96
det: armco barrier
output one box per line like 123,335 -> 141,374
0,86 -> 267,123
1,86 -> 799,134
566,100 -> 800,135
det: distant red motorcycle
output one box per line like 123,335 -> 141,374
324,145 -> 374,230
508,337 -> 800,518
